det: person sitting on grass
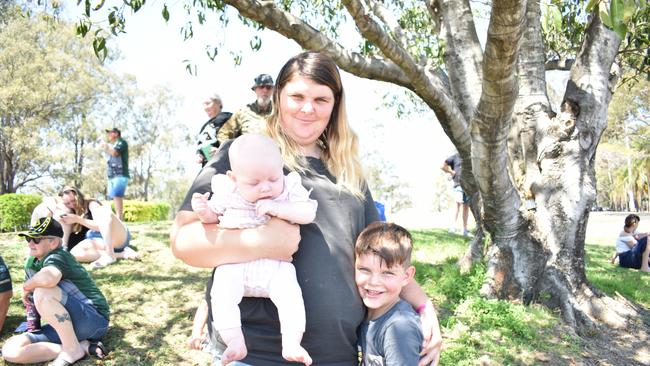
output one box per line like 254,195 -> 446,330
355,221 -> 431,365
0,255 -> 13,333
1,217 -> 108,366
58,186 -> 139,269
191,133 -> 317,365
612,214 -> 650,272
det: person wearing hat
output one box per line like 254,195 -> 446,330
216,73 -> 274,144
2,217 -> 109,366
196,93 -> 233,167
0,254 -> 12,333
103,127 -> 129,221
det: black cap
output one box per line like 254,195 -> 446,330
19,217 -> 64,240
105,127 -> 121,135
252,74 -> 274,90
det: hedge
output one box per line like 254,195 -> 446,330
0,194 -> 171,232
0,194 -> 42,232
120,200 -> 171,222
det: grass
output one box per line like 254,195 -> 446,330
0,222 -> 647,365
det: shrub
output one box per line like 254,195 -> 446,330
120,200 -> 171,222
0,193 -> 42,232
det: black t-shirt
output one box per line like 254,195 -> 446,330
180,140 -> 379,366
445,153 -> 462,187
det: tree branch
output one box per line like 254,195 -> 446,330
362,0 -> 407,47
223,0 -> 412,87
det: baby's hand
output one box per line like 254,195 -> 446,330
191,192 -> 210,214
256,200 -> 278,217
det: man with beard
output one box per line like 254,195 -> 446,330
216,74 -> 274,144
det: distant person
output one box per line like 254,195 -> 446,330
191,134 -> 317,365
355,222 -> 430,365
103,127 -> 129,221
613,214 -> 650,272
58,186 -> 140,269
196,94 -> 232,167
2,217 -> 108,365
441,153 -> 470,236
216,73 -> 274,144
0,255 -> 12,333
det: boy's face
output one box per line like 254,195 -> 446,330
355,252 -> 415,320
228,157 -> 284,203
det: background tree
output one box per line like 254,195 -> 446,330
0,3 -> 112,193
73,0 -> 650,332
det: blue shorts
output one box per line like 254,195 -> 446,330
25,287 -> 108,344
453,185 -> 469,204
107,176 -> 129,198
619,237 -> 648,269
86,229 -> 132,253
0,256 -> 12,293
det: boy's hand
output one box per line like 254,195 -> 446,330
256,200 -> 279,217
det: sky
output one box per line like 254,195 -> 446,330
61,0 -> 458,216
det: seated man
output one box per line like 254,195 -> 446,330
0,255 -> 12,333
2,217 -> 109,365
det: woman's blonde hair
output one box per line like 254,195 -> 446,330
58,185 -> 88,233
266,51 -> 365,197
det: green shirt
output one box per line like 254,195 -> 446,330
34,248 -> 110,320
108,137 -> 129,178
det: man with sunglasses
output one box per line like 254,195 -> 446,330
217,73 -> 274,144
2,217 -> 109,366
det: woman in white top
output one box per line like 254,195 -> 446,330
613,214 -> 650,272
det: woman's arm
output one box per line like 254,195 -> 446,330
400,279 -> 442,366
170,211 -> 300,268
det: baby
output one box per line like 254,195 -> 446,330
191,134 -> 317,365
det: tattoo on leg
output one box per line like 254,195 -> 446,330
55,313 -> 71,323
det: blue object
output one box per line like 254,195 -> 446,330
374,201 -> 386,221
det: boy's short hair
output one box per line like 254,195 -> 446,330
355,221 -> 413,268
624,214 -> 641,229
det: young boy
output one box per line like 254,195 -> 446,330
355,221 -> 426,365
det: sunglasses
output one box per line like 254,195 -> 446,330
257,85 -> 273,90
25,236 -> 52,244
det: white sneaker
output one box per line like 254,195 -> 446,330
121,246 -> 141,261
463,230 -> 473,237
448,228 -> 456,234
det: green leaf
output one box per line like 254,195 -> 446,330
622,0 -> 636,21
586,0 -> 600,12
93,0 -> 105,11
600,9 -> 613,28
612,19 -> 628,38
162,4 -> 169,22
550,5 -> 562,31
92,36 -> 107,62
610,0 -> 624,24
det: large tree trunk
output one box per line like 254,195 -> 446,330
480,4 -> 639,331
212,0 -> 643,333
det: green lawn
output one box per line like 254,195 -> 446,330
0,223 -> 647,365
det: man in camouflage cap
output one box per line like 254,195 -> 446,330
217,73 -> 274,144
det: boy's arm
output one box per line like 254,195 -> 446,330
381,316 -> 424,365
400,279 -> 442,366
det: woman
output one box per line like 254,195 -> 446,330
171,52 -> 441,366
615,214 -> 650,272
58,186 -> 139,268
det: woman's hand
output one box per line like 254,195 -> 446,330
419,300 -> 442,366
58,213 -> 80,225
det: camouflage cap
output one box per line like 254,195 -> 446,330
252,74 -> 274,90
